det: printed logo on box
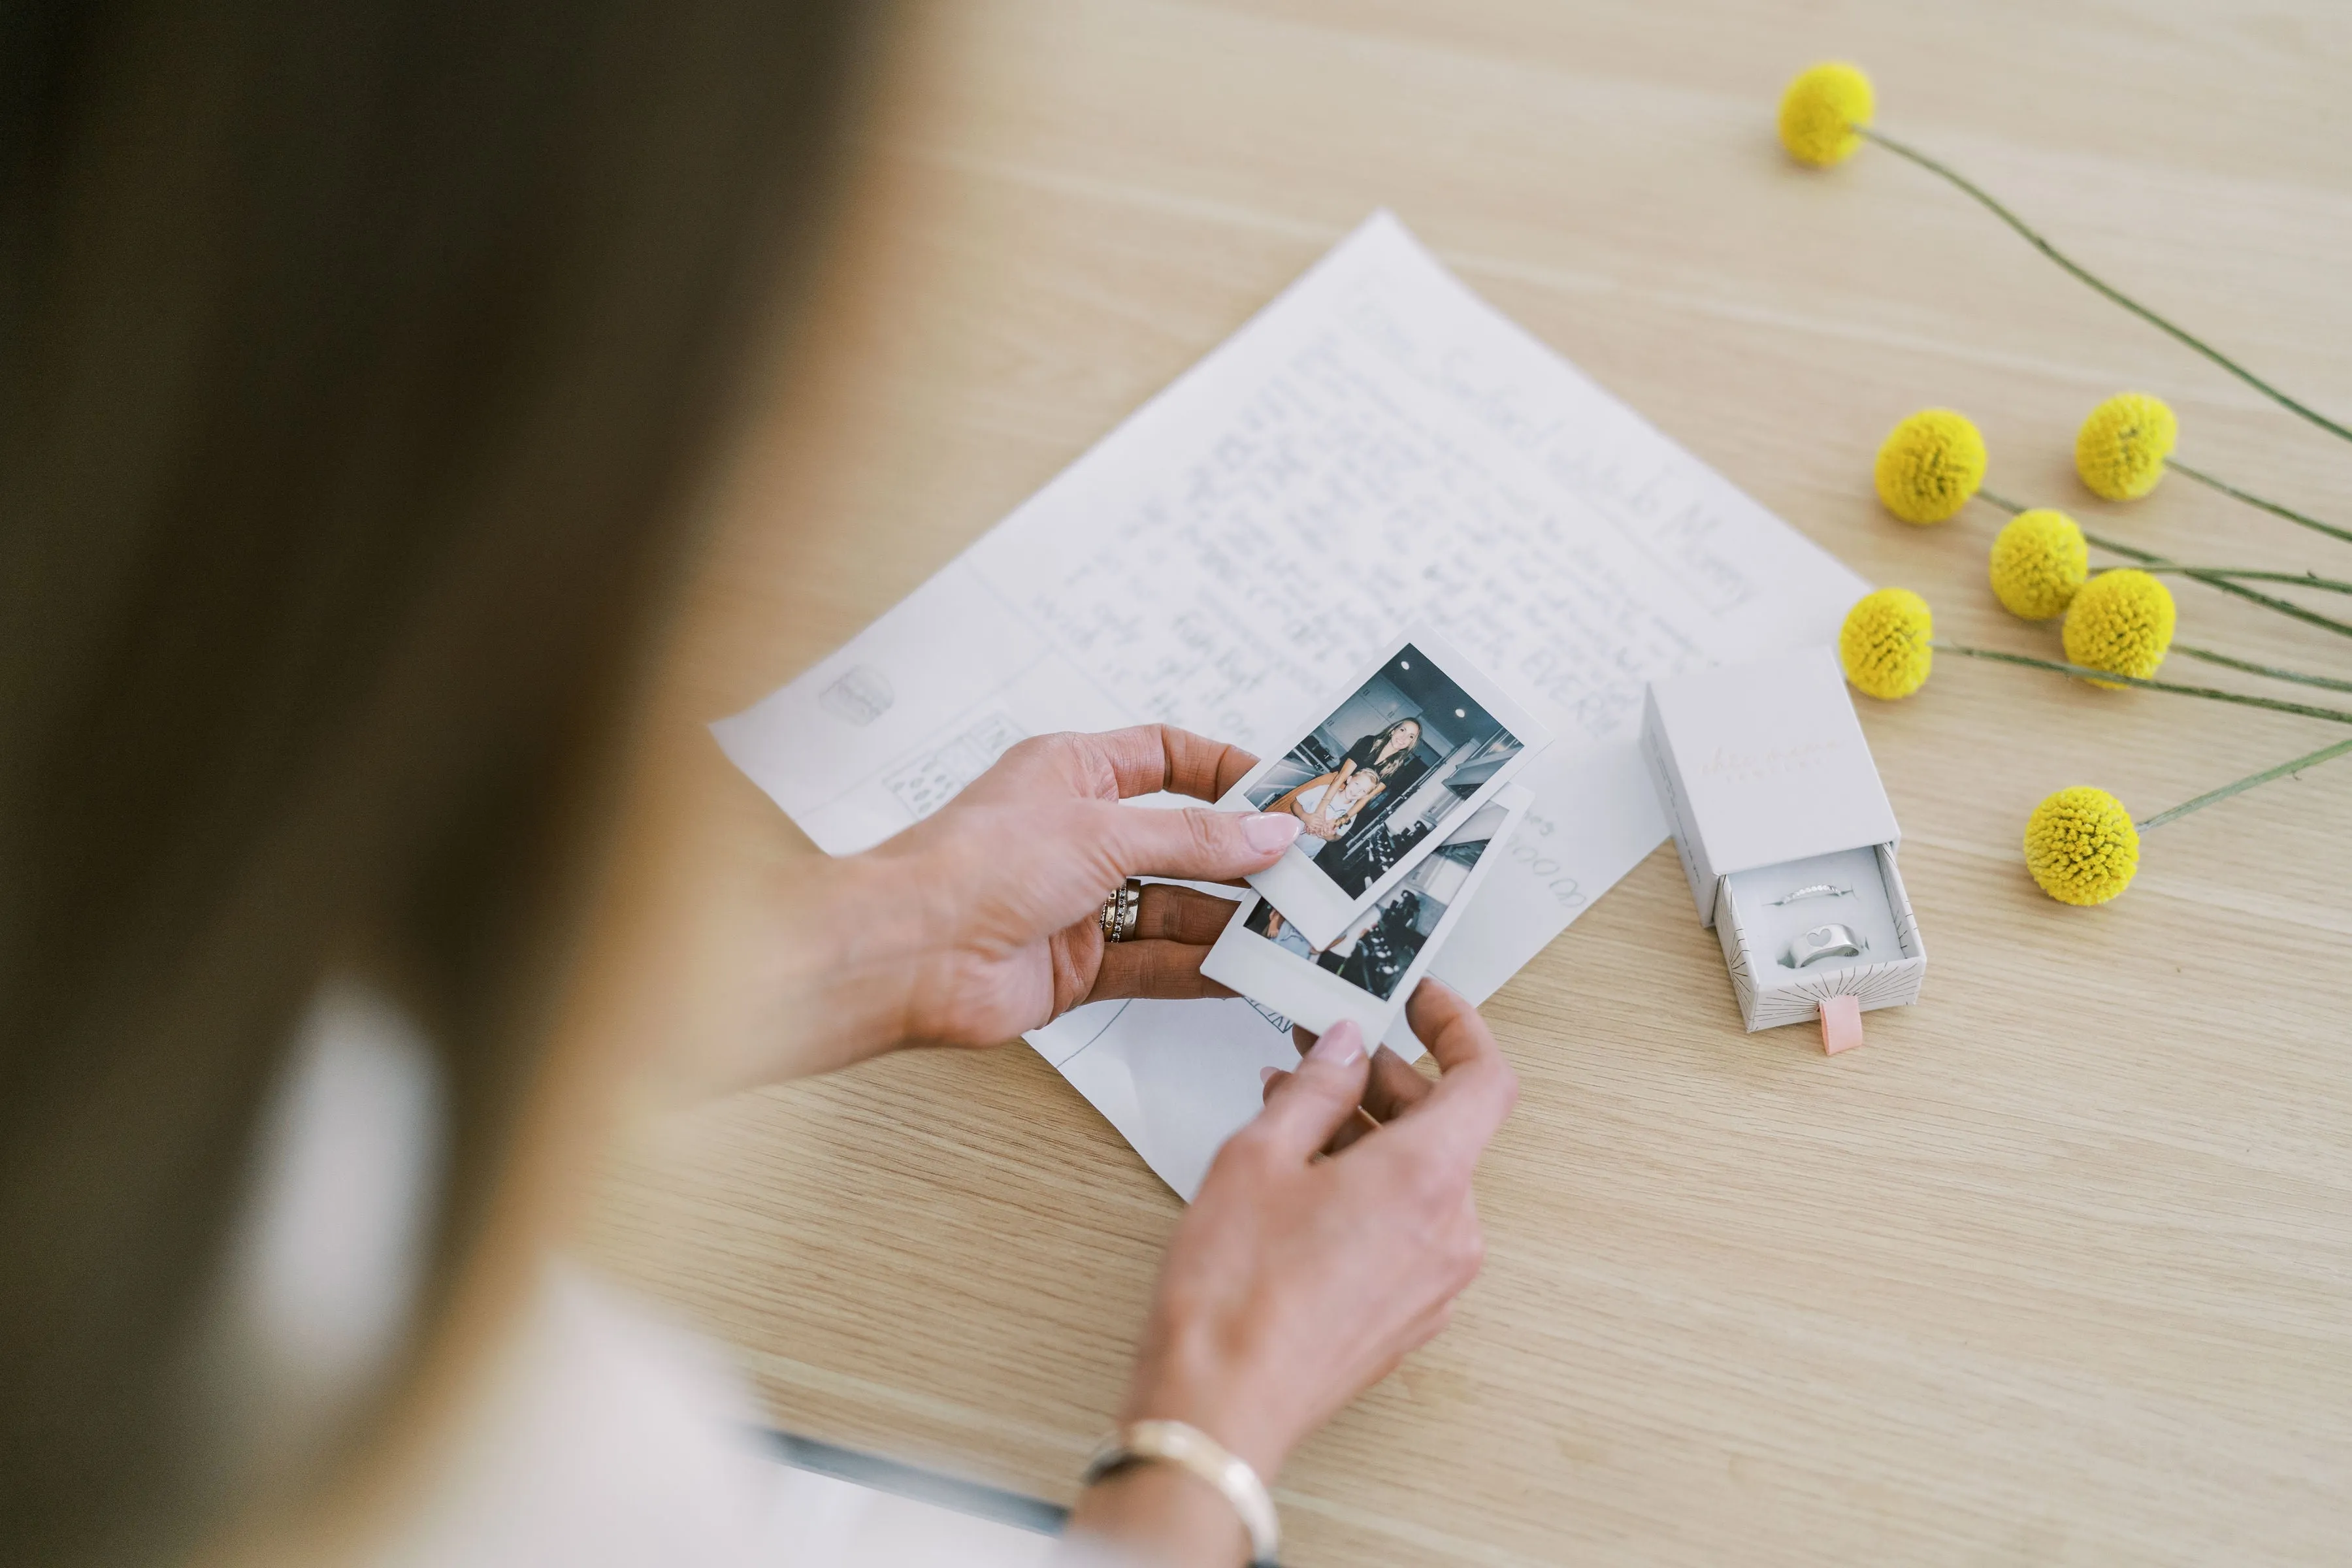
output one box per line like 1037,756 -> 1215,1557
1696,737 -> 1848,786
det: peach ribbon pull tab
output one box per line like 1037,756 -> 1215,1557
1820,994 -> 1865,1056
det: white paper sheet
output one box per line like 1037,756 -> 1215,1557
717,212 -> 1868,1198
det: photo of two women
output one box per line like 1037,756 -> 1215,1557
1243,645 -> 1523,898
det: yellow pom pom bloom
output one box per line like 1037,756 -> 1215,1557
1778,62 -> 1875,167
2023,787 -> 2140,905
2061,568 -> 2176,687
2075,391 -> 2178,501
1838,587 -> 1933,700
1874,408 -> 1987,524
1987,508 -> 2089,621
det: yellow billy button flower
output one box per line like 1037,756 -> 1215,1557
2074,391 -> 2352,547
2023,787 -> 2140,905
2061,568 -> 2176,687
2075,392 -> 2178,501
1838,587 -> 1933,700
1988,508 -> 2089,621
1778,62 -> 1875,167
1874,408 -> 1987,524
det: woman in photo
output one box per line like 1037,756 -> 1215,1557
1268,715 -> 1422,842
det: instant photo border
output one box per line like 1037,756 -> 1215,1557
1202,785 -> 1534,1046
1217,626 -> 1551,950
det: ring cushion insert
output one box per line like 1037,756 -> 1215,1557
1642,647 -> 1927,1034
1727,848 -> 1902,970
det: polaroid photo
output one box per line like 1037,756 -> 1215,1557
1217,627 -> 1550,950
1203,785 -> 1533,1044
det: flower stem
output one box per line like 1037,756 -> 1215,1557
2131,566 -> 2352,596
1980,489 -> 2352,636
2166,459 -> 2352,548
1925,640 -> 2352,724
2077,527 -> 2352,642
2134,734 -> 2352,832
2174,644 -> 2352,694
1857,125 -> 2352,448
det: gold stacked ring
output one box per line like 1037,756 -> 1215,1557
1098,881 -> 1143,943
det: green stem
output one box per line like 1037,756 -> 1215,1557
1976,491 -> 2352,637
2077,527 -> 2352,642
2166,458 -> 2352,548
1985,493 -> 2352,634
1926,640 -> 2352,724
2131,566 -> 2352,595
2134,734 -> 2352,832
2174,644 -> 2352,694
1857,126 -> 2352,448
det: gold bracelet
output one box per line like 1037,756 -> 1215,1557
1080,1419 -> 1279,1565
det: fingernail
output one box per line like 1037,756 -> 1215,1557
1309,1019 -> 1364,1066
1242,813 -> 1301,853
1258,1066 -> 1279,1085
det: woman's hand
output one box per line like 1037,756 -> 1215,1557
1066,981 -> 1517,1562
742,725 -> 1303,1083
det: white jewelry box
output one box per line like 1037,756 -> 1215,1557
1641,647 -> 1927,1032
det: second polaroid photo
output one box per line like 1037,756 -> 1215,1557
1218,627 -> 1550,949
1203,785 -> 1534,1045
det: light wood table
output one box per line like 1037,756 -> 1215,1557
581,3 -> 2352,1561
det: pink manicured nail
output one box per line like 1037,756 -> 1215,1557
1242,812 -> 1302,853
1259,1066 -> 1280,1085
1309,1019 -> 1364,1066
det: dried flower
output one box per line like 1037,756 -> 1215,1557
1838,587 -> 1933,699
2075,392 -> 2178,501
1874,408 -> 1987,524
2061,569 -> 2176,687
2023,787 -> 2140,905
1778,62 -> 1875,167
1988,508 -> 2089,620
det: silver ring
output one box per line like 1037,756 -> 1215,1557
1771,883 -> 1852,906
1099,881 -> 1142,943
1784,923 -> 1866,969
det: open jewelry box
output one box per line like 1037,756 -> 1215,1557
1641,646 -> 1926,1035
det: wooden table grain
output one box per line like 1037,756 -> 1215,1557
579,3 -> 2352,1562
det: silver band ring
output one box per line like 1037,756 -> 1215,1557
1771,883 -> 1852,906
1785,923 -> 1866,970
1100,881 -> 1143,943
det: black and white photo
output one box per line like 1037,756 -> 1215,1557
1218,628 -> 1548,948
1203,787 -> 1531,1043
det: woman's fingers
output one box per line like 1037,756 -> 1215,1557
1322,1105 -> 1381,1156
1390,979 -> 1520,1170
1088,939 -> 1231,1003
1133,885 -> 1241,945
1284,1026 -> 1434,1128
1079,725 -> 1262,803
1362,1045 -> 1435,1122
1258,1066 -> 1378,1155
1243,1021 -> 1370,1162
1090,798 -> 1299,884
